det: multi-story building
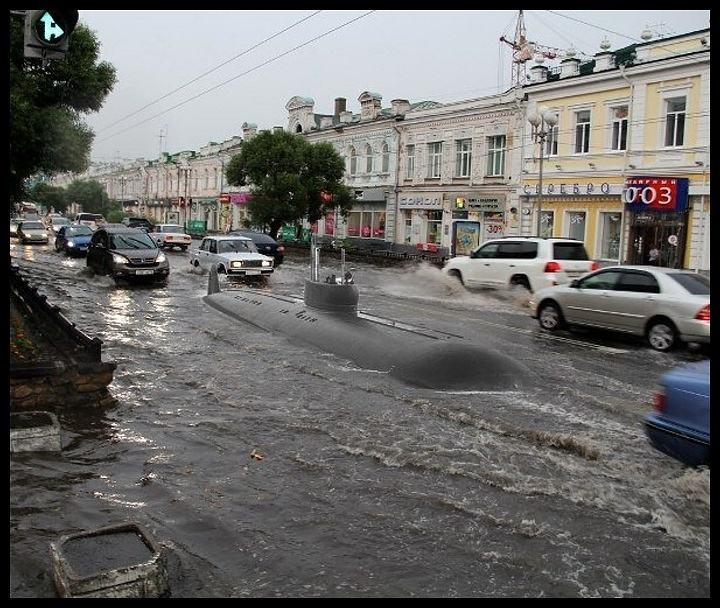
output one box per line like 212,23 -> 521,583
519,28 -> 710,271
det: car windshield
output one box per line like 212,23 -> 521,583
110,232 -> 157,249
21,222 -> 44,230
667,272 -> 710,295
244,233 -> 276,244
162,225 -> 184,233
67,226 -> 93,236
52,218 -> 70,225
553,242 -> 589,261
219,239 -> 253,253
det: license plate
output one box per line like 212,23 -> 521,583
135,269 -> 154,275
245,270 -> 261,275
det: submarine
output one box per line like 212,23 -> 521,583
203,239 -> 528,391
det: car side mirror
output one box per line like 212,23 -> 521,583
570,279 -> 579,288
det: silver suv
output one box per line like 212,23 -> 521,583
441,236 -> 598,292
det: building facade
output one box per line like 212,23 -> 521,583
519,28 -> 710,271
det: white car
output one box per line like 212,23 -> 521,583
190,235 -> 274,278
442,236 -> 598,292
48,216 -> 71,235
150,224 -> 192,251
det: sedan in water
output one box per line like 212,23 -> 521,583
16,220 -> 49,244
529,266 -> 710,351
228,230 -> 284,266
150,224 -> 192,251
55,224 -> 94,256
644,360 -> 709,466
190,235 -> 274,278
10,218 -> 21,238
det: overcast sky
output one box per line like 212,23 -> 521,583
81,10 -> 710,163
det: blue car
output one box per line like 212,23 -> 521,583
55,224 -> 93,256
644,360 -> 710,466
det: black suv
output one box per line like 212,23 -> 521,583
87,225 -> 170,284
228,230 -> 284,266
121,217 -> 154,232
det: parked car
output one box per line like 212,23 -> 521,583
121,217 -> 154,232
150,224 -> 192,251
16,220 -> 49,244
87,225 -> 169,284
228,230 -> 285,266
644,360 -> 709,466
55,224 -> 93,256
530,266 -> 710,352
10,218 -> 22,238
75,213 -> 106,231
48,216 -> 71,235
442,236 -> 598,292
190,235 -> 274,278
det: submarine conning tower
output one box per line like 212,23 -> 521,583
303,237 -> 359,314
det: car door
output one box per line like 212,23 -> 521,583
466,242 -> 500,287
562,270 -> 624,327
497,240 -> 538,289
196,238 -> 210,268
207,239 -> 220,268
608,270 -> 661,334
87,230 -> 104,270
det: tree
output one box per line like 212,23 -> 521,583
9,13 -> 116,206
65,180 -> 110,215
28,182 -> 68,213
225,131 -> 354,239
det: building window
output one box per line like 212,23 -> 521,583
455,139 -> 472,177
664,97 -> 686,147
427,210 -> 443,243
214,168 -> 219,189
486,135 -> 506,176
204,170 -> 209,189
381,143 -> 390,173
350,147 -> 357,175
365,144 -> 374,173
567,211 -> 586,241
427,142 -> 443,178
610,106 -> 628,151
545,120 -> 559,156
599,212 -> 622,259
540,210 -> 554,238
346,211 -> 384,238
404,216 -> 412,243
405,145 -> 415,179
574,110 -> 591,154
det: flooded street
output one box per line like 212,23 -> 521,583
10,242 -> 710,598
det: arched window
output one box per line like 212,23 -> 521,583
296,124 -> 303,133
365,144 -> 373,173
350,147 -> 357,175
214,168 -> 219,189
381,142 -> 390,173
204,169 -> 209,190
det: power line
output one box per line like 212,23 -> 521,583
96,10 -> 377,145
545,10 -> 640,43
95,10 -> 323,135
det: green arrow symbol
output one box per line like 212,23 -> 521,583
39,12 -> 65,42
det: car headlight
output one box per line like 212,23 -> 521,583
112,253 -> 128,264
67,241 -> 75,247
261,260 -> 272,267
156,252 -> 166,263
231,261 -> 244,268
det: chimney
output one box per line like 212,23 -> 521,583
391,99 -> 410,116
320,116 -> 333,128
339,111 -> 352,124
241,122 -> 258,140
560,57 -> 581,78
334,97 -> 347,117
273,126 -> 284,133
529,64 -> 548,83
359,91 -> 382,121
594,52 -> 615,71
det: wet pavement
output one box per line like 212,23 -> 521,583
9,239 -> 710,597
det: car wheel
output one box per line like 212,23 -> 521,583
538,301 -> 564,331
510,276 -> 531,292
647,319 -> 677,352
180,246 -> 187,252
193,259 -> 200,267
447,269 -> 464,286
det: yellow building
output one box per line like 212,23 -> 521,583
519,28 -> 709,271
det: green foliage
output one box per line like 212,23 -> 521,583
9,15 -> 116,205
28,182 -> 68,213
65,179 -> 110,215
225,131 -> 355,239
106,208 -> 125,223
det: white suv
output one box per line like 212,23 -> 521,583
442,237 -> 598,292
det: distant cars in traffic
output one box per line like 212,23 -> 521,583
150,224 -> 192,251
10,218 -> 21,238
228,230 -> 284,266
48,216 -> 71,235
190,235 -> 274,278
442,236 -> 598,292
87,224 -> 169,285
644,360 -> 709,466
530,266 -> 710,352
55,224 -> 93,256
121,217 -> 154,232
16,220 -> 49,244
75,213 -> 106,231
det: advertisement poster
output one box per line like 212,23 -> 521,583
452,221 -> 481,257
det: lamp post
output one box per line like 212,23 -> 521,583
527,108 -> 558,236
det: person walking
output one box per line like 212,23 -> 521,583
648,244 -> 660,265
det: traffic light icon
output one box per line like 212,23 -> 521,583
24,10 -> 79,60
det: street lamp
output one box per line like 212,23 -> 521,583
528,108 -> 558,236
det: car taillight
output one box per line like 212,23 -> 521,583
590,261 -> 599,271
653,390 -> 666,412
695,305 -> 710,321
278,246 -> 285,253
544,261 -> 561,272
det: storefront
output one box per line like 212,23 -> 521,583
218,192 -> 251,232
344,188 -> 388,241
397,194 -> 445,247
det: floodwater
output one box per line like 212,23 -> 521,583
10,241 -> 710,597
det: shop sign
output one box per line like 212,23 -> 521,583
623,177 -> 689,212
399,196 -> 442,209
467,197 -> 503,211
522,182 -> 612,195
220,192 -> 251,205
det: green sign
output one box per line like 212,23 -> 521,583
280,225 -> 296,241
300,228 -> 311,242
186,219 -> 206,235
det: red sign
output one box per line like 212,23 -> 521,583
624,177 -> 689,212
320,191 -> 333,203
325,212 -> 335,236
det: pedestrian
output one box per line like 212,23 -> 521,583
648,244 -> 660,265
